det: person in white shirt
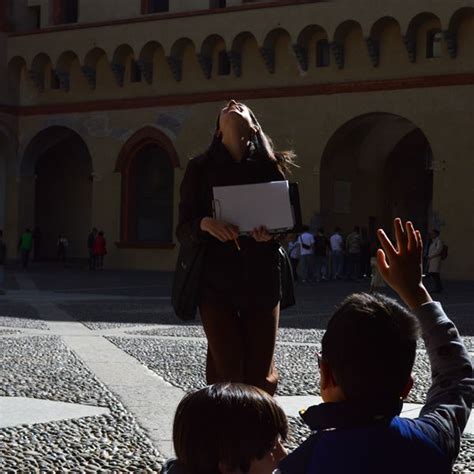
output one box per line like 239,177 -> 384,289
297,227 -> 315,283
287,235 -> 300,282
427,229 -> 443,293
330,227 -> 344,280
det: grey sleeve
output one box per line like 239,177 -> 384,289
414,302 -> 474,463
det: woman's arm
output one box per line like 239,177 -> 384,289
176,159 -> 210,246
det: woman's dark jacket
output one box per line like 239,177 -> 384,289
176,142 -> 286,311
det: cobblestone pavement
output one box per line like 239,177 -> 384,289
1,265 -> 473,472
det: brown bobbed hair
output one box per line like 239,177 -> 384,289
173,383 -> 288,474
322,293 -> 420,402
210,102 -> 297,175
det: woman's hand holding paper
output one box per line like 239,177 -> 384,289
251,226 -> 273,242
200,217 -> 240,243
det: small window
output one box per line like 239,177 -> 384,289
51,70 -> 60,90
210,0 -> 226,8
427,30 -> 442,58
53,0 -> 78,24
217,50 -> 231,76
130,60 -> 142,83
30,6 -> 41,29
316,39 -> 330,68
146,0 -> 169,13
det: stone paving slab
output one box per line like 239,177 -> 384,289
0,397 -> 110,428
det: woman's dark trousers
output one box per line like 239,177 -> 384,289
199,295 -> 279,396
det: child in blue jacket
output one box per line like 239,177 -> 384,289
279,219 -> 473,474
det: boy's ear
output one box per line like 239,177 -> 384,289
400,375 -> 414,399
320,361 -> 338,391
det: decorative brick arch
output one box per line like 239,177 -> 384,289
116,126 -> 180,247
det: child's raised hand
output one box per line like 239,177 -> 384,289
377,218 -> 432,309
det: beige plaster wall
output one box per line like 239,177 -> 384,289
7,82 -> 473,276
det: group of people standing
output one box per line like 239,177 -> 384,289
288,225 -> 446,293
287,226 -> 371,284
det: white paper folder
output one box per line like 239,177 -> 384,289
212,181 -> 295,234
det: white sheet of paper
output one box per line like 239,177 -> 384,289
213,181 -> 294,233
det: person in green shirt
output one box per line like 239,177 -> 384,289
18,228 -> 33,270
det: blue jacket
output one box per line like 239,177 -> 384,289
279,303 -> 473,474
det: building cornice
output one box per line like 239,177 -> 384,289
8,0 -> 322,37
1,73 -> 473,117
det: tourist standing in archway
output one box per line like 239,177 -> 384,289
427,229 -> 444,293
93,231 -> 107,270
175,100 -> 295,395
18,228 -> 33,270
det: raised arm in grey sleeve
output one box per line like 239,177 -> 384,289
414,302 -> 474,464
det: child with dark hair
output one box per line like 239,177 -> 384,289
163,383 -> 288,474
280,219 -> 473,474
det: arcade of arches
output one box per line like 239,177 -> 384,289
20,127 -> 93,260
320,114 -> 433,244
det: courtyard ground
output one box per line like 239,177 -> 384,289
0,263 -> 473,472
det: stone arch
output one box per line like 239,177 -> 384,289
333,20 -> 367,69
199,34 -> 227,79
229,31 -> 258,77
19,126 -> 93,259
319,113 -> 434,243
138,41 -> 163,84
260,28 -> 292,74
53,50 -> 79,92
449,7 -> 474,32
29,53 -> 52,92
404,12 -> 442,62
116,126 -> 180,244
81,47 -> 107,89
369,17 -> 403,67
295,24 -> 330,71
447,7 -> 474,59
7,56 -> 27,101
168,37 -> 197,82
111,44 -> 136,87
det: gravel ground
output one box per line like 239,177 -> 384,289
0,303 -> 47,330
0,336 -> 164,472
59,301 -> 191,330
107,337 -> 434,403
125,326 -> 326,345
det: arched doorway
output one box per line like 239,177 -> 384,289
116,126 -> 179,245
320,113 -> 433,241
21,127 -> 93,259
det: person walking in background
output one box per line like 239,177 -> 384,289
287,234 -> 300,282
360,227 -> 371,278
345,225 -> 362,280
297,226 -> 314,284
93,231 -> 107,270
33,226 -> 42,261
313,228 -> 330,282
0,230 -> 6,294
369,244 -> 385,293
57,234 -> 69,266
427,229 -> 444,293
18,228 -> 33,270
87,228 -> 98,270
330,227 -> 344,280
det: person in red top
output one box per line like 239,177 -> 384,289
93,231 -> 107,270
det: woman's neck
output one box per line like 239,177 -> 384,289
221,131 -> 249,162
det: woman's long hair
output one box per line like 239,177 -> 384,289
209,103 -> 297,175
